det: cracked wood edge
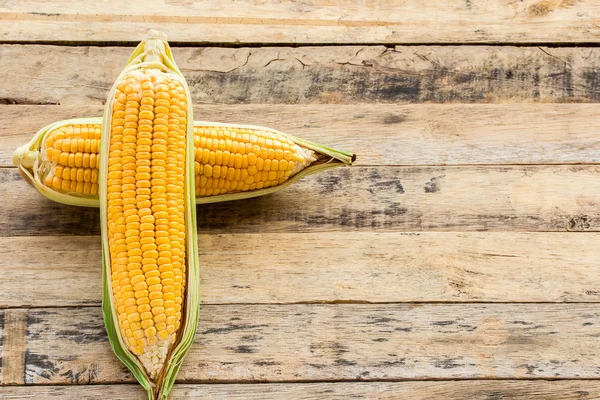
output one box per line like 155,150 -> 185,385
1,0 -> 599,44
4,304 -> 600,384
2,45 -> 600,106
1,232 -> 600,308
2,381 -> 600,399
2,165 -> 600,236
0,309 -> 27,385
3,104 -> 600,167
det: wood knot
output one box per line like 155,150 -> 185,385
567,215 -> 591,231
475,317 -> 509,346
527,0 -> 576,18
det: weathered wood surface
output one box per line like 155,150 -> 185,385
1,304 -> 599,384
2,3 -> 600,397
2,165 -> 599,236
2,45 -> 599,105
1,0 -> 600,44
3,381 -> 600,399
0,310 -> 26,385
0,311 -> 3,383
4,104 -> 600,167
2,232 -> 600,308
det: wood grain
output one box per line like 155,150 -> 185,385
1,0 -> 599,44
2,45 -> 600,105
0,311 -> 3,383
3,381 -> 600,399
2,232 -> 600,308
2,165 -> 600,236
0,236 -> 101,308
4,104 -> 600,167
2,304 -> 599,384
0,310 -> 27,385
2,1 -> 600,397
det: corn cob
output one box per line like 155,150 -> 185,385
14,120 -> 355,207
99,31 -> 199,400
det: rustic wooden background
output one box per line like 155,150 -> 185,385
1,1 -> 600,399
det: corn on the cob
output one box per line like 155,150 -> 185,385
99,31 -> 199,400
14,119 -> 355,207
193,125 -> 317,196
107,69 -> 188,375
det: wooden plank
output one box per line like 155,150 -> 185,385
1,0 -> 600,44
0,311 -> 3,383
6,304 -> 600,384
0,309 -> 27,385
2,165 -> 600,236
2,232 -> 600,308
4,104 -> 600,167
1,45 -> 599,106
0,236 -> 101,308
0,168 -> 100,236
3,381 -> 600,399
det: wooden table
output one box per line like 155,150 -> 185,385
1,2 -> 600,399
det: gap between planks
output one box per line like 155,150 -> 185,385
8,301 -> 600,310
4,377 -> 600,385
5,41 -> 600,48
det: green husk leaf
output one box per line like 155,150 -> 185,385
99,30 -> 199,400
102,246 -> 153,396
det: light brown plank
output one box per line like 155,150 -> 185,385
2,165 -> 599,236
4,104 -> 600,167
0,311 -> 3,383
1,45 -> 599,106
0,309 -> 27,385
3,381 -> 600,399
0,168 -> 100,236
0,236 -> 101,308
2,232 -> 600,308
1,0 -> 599,44
2,304 -> 599,384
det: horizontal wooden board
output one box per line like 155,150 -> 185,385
1,304 -> 599,384
1,0 -> 600,44
3,381 -> 600,399
1,45 -> 599,105
4,104 -> 600,167
2,232 -> 600,308
2,165 -> 599,236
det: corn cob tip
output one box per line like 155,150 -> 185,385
141,30 -> 169,64
147,29 -> 168,42
13,144 -> 37,169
